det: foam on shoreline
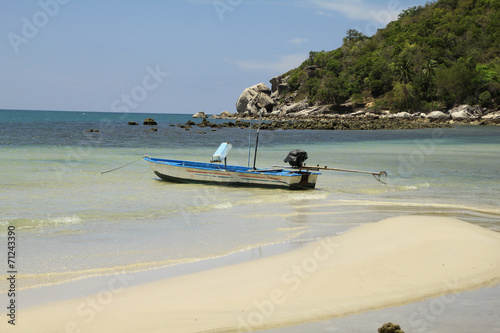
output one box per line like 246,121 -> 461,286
5,215 -> 500,333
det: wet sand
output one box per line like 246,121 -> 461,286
5,215 -> 500,332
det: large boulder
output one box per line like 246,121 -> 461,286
395,111 -> 412,119
236,83 -> 275,115
482,110 -> 500,124
288,107 -> 317,117
209,111 -> 234,119
219,110 -> 233,118
270,74 -> 286,93
426,111 -> 450,121
192,111 -> 207,118
449,105 -> 483,121
283,101 -> 309,115
259,93 -> 274,106
270,74 -> 291,101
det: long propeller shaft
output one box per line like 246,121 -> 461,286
298,165 -> 388,184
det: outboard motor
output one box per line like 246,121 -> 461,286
284,150 -> 308,168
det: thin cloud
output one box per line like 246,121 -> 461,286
235,54 -> 308,73
184,0 -> 214,4
289,38 -> 309,45
311,0 -> 400,23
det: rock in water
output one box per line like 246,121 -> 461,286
143,118 -> 157,125
210,111 -> 234,119
378,322 -> 405,333
219,111 -> 233,118
192,111 -> 207,118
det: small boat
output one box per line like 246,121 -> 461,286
144,144 -> 320,190
144,144 -> 387,189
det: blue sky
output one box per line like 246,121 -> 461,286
1,0 -> 430,114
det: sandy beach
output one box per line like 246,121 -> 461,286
4,215 -> 500,333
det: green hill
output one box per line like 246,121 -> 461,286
280,0 -> 500,113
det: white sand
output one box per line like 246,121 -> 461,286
5,215 -> 500,332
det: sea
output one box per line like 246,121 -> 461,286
1,110 -> 499,306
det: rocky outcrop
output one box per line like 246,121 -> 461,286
183,116 -> 450,131
270,74 -> 286,93
192,111 -> 207,118
219,111 -> 233,118
236,79 -> 499,126
210,111 -> 234,119
482,110 -> 500,124
128,121 -> 139,125
282,101 -> 309,115
238,76 -> 339,118
270,73 -> 292,100
449,104 -> 483,121
236,83 -> 276,116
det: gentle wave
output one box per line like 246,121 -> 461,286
0,231 -> 312,292
0,215 -> 83,230
329,199 -> 500,219
393,182 -> 431,191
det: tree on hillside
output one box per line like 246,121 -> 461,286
394,58 -> 414,112
422,59 -> 438,110
436,58 -> 477,107
343,29 -> 367,44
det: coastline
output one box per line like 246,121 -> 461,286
5,215 -> 500,333
187,105 -> 500,131
190,115 -> 453,131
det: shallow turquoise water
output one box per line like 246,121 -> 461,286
0,110 -> 499,290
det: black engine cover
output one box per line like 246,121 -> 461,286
284,150 -> 308,168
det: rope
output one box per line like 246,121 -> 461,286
100,156 -> 144,174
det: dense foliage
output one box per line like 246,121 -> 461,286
284,0 -> 500,113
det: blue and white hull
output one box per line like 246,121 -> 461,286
144,156 -> 319,190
